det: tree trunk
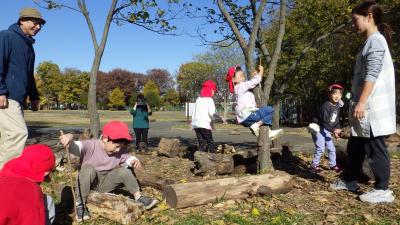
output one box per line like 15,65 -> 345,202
163,171 -> 292,208
157,138 -> 184,157
272,96 -> 280,129
223,97 -> 228,124
86,192 -> 144,224
193,151 -> 234,176
88,57 -> 101,138
257,126 -> 272,173
133,168 -> 175,190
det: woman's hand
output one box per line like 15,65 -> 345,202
353,102 -> 366,120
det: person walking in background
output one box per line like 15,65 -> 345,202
0,8 -> 44,168
330,1 -> 396,203
130,94 -> 152,152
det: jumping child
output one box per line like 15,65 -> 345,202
59,121 -> 158,222
225,65 -> 282,139
191,80 -> 218,153
310,84 -> 344,173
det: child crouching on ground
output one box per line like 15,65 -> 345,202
225,65 -> 283,139
59,121 -> 158,222
192,80 -> 220,153
309,84 -> 344,173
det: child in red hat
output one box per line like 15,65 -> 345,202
191,80 -> 220,152
225,65 -> 282,139
0,144 -> 55,225
59,120 -> 158,222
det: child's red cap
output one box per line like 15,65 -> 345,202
328,84 -> 344,91
200,80 -> 217,97
225,66 -> 236,93
102,120 -> 132,141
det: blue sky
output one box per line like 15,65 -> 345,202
0,1 -> 217,75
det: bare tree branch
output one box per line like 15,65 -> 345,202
216,0 -> 249,55
77,0 -> 100,51
262,0 -> 286,104
33,0 -> 82,13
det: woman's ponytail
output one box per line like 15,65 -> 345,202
378,22 -> 393,48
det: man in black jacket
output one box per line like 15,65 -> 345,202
0,8 -> 44,169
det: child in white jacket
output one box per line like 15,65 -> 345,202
191,80 -> 218,153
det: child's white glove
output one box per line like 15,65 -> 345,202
307,123 -> 320,135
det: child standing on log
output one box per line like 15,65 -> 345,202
225,65 -> 282,138
59,121 -> 158,222
192,80 -> 219,153
309,84 -> 344,174
130,94 -> 152,152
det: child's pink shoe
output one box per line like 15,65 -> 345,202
330,165 -> 342,173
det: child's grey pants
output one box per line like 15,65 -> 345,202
76,165 -> 140,204
311,128 -> 337,167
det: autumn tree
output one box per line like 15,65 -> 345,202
176,62 -> 214,102
193,0 -> 287,172
143,80 -> 160,108
147,68 -> 174,95
35,61 -> 63,108
97,69 -> 145,109
107,87 -> 126,110
194,43 -> 244,122
161,88 -> 180,109
35,0 -> 184,137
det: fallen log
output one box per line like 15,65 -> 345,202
163,171 -> 292,208
133,168 -> 175,190
193,151 -> 234,176
86,192 -> 144,224
157,138 -> 183,157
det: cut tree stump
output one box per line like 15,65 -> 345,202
163,171 -> 292,208
157,138 -> 183,157
87,192 -> 144,224
193,151 -> 234,176
133,168 -> 175,190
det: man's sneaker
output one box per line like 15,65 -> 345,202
359,189 -> 395,203
311,165 -> 322,174
269,129 -> 283,141
330,165 -> 342,173
250,123 -> 260,137
75,204 -> 91,222
329,179 -> 360,192
137,196 -> 159,210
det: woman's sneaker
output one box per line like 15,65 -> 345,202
359,189 -> 395,203
330,165 -> 342,173
75,203 -> 91,222
137,196 -> 159,210
329,179 -> 360,192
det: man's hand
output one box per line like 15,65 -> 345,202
59,133 -> 74,147
31,100 -> 39,111
130,158 -> 142,168
0,95 -> 8,109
